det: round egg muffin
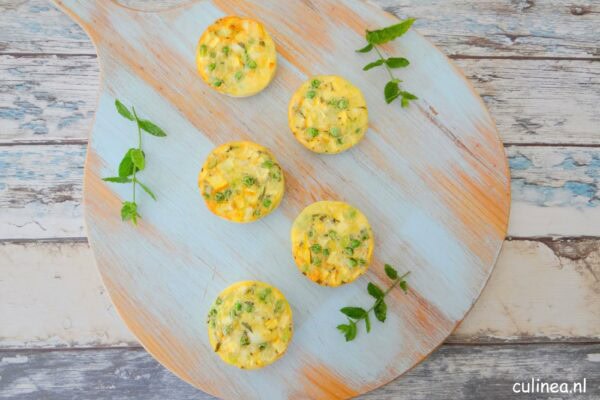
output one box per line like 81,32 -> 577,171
198,141 -> 284,223
207,281 -> 293,369
288,75 -> 369,154
291,201 -> 374,286
196,16 -> 277,97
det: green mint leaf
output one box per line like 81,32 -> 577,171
365,313 -> 371,333
135,179 -> 157,201
399,280 -> 408,293
356,43 -> 373,53
337,324 -> 350,335
130,148 -> 146,171
121,201 -> 139,224
340,307 -> 367,319
363,59 -> 385,71
374,300 -> 387,322
401,91 -> 418,100
386,57 -> 410,68
384,80 -> 401,104
401,97 -> 409,108
384,263 -> 398,279
115,99 -> 134,121
138,119 -> 167,137
367,282 -> 384,299
345,320 -> 357,341
118,149 -> 137,177
366,18 -> 416,45
103,176 -> 132,183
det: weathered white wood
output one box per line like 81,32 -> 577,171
0,54 -> 98,144
1,0 -> 598,58
2,55 -> 598,145
2,144 -> 599,239
1,344 -> 598,399
1,240 -> 598,349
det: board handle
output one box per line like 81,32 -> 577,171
51,0 -> 120,23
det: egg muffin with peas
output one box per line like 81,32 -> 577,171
207,281 -> 293,369
291,201 -> 374,287
196,16 -> 277,97
198,141 -> 284,223
288,75 -> 369,154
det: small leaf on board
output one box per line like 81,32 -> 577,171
340,307 -> 367,319
118,149 -> 137,178
366,18 -> 415,45
103,176 -> 132,183
384,264 -> 398,280
130,148 -> 146,171
374,300 -> 387,322
368,282 -> 384,299
356,43 -> 373,53
363,59 -> 385,71
386,57 -> 410,68
115,99 -> 134,121
138,119 -> 167,137
135,179 -> 157,201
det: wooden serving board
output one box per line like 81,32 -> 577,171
53,1 -> 510,398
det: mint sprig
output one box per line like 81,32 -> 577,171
357,18 -> 418,108
337,264 -> 410,342
102,100 -> 167,224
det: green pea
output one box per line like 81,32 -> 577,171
330,127 -> 341,137
349,258 -> 358,267
222,46 -> 230,55
215,297 -> 222,305
258,343 -> 268,351
263,198 -> 272,208
199,44 -> 208,56
306,90 -> 317,99
312,257 -> 322,266
344,247 -> 354,256
307,127 -> 319,138
242,175 -> 256,187
322,248 -> 330,256
270,170 -> 282,181
336,137 -> 344,145
247,59 -> 257,69
262,159 -> 274,169
235,71 -> 244,81
244,301 -> 254,312
328,230 -> 338,239
213,78 -> 224,87
310,244 -> 322,253
358,258 -> 367,265
234,301 -> 242,312
338,98 -> 349,109
350,239 -> 361,249
208,63 -> 216,71
215,192 -> 226,202
258,288 -> 272,302
223,324 -> 233,335
311,79 -> 321,88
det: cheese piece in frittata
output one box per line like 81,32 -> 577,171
291,201 -> 373,286
196,16 -> 277,97
288,76 -> 369,154
207,281 -> 293,369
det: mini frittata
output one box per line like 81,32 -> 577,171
288,75 -> 369,154
198,141 -> 285,223
196,16 -> 277,97
207,281 -> 293,369
291,201 -> 374,286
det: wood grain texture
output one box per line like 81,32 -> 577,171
2,55 -> 599,145
1,240 -> 598,349
48,0 -> 510,398
1,0 -> 599,58
1,344 -> 599,399
3,145 -> 599,240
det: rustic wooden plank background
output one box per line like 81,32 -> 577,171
0,0 -> 599,398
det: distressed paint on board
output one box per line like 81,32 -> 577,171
3,145 -> 599,239
51,0 -> 510,398
1,344 -> 600,400
2,0 -> 600,58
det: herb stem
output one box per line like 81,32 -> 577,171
364,271 -> 411,317
131,106 -> 143,204
373,45 -> 395,81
